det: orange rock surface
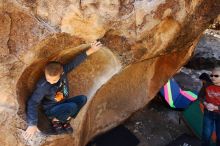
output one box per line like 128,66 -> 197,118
0,0 -> 219,145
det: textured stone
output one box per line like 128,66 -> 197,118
0,0 -> 219,146
186,34 -> 220,70
0,11 -> 10,55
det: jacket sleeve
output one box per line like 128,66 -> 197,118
27,83 -> 46,126
63,51 -> 87,73
198,84 -> 207,103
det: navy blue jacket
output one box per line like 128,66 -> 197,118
27,52 -> 87,126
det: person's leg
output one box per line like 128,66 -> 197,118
45,95 -> 87,133
47,102 -> 78,122
64,95 -> 87,118
45,102 -> 78,134
201,110 -> 214,146
215,112 -> 220,146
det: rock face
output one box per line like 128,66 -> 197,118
0,0 -> 219,146
186,32 -> 220,70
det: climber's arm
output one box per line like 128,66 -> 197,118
63,51 -> 87,73
63,41 -> 102,73
198,84 -> 206,103
23,83 -> 46,140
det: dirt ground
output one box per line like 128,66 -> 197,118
124,95 -> 194,146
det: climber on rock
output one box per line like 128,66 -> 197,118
23,41 -> 103,140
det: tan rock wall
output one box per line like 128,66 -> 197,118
0,0 -> 219,146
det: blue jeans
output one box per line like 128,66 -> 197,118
45,95 -> 87,123
202,109 -> 220,146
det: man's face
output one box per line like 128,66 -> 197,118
210,70 -> 220,85
45,73 -> 60,84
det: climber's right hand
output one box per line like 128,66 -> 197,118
86,41 -> 103,56
23,125 -> 39,140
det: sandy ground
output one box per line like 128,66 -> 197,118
124,95 -> 193,146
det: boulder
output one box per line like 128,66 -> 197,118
0,0 -> 219,145
186,33 -> 220,70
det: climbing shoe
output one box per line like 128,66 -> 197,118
51,120 -> 65,134
63,121 -> 73,134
